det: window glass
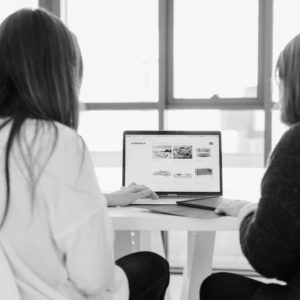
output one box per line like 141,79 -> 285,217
66,0 -> 159,102
173,0 -> 258,99
0,1 -> 38,22
166,110 -> 264,167
78,110 -> 158,153
168,231 -> 253,271
94,167 -> 122,193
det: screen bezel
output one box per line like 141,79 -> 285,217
122,130 -> 223,196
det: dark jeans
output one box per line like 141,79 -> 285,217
200,272 -> 264,300
116,251 -> 170,300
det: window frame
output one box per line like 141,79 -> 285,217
46,0 -> 276,166
41,0 -> 279,270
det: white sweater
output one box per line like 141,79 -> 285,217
0,118 -> 128,300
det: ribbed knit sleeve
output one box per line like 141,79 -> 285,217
240,123 -> 300,282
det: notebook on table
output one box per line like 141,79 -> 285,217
123,130 -> 224,208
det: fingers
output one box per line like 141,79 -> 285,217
148,190 -> 159,200
126,184 -> 148,193
215,201 -> 237,215
214,200 -> 235,215
121,182 -> 136,190
136,188 -> 159,200
151,191 -> 159,200
125,183 -> 158,200
214,200 -> 248,217
214,205 -> 226,215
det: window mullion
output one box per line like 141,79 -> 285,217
258,0 -> 273,165
39,0 -> 61,17
159,0 -> 170,130
83,102 -> 158,111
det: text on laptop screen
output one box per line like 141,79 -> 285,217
124,133 -> 221,193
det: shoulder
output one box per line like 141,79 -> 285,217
270,123 -> 300,160
9,119 -> 86,171
25,119 -> 85,159
21,119 -> 89,182
52,121 -> 85,156
264,123 -> 300,187
277,123 -> 300,146
22,118 -> 83,144
42,119 -> 84,148
44,121 -> 87,172
53,121 -> 82,143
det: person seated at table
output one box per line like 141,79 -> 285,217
200,33 -> 300,300
0,8 -> 169,300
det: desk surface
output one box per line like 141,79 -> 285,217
108,206 -> 238,231
109,206 -> 238,300
105,168 -> 261,300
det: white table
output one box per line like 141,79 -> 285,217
109,206 -> 238,300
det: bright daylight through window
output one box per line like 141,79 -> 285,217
0,0 -> 296,275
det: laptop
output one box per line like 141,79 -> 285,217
123,130 -> 223,205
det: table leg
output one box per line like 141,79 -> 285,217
181,231 -> 216,300
138,231 -> 166,257
114,230 -> 136,260
114,230 -> 167,258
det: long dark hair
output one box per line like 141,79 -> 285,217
0,8 -> 83,226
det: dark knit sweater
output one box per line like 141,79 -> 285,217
240,123 -> 300,300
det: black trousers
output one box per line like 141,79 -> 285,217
116,251 -> 170,300
200,272 -> 264,300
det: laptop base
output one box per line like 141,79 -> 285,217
132,195 -> 215,205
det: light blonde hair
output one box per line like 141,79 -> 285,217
276,34 -> 300,125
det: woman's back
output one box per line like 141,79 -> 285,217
0,118 -> 126,300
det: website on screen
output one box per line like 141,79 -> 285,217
125,134 -> 221,192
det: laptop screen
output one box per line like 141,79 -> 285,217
123,131 -> 222,196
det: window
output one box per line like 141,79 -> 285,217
166,110 -> 264,167
66,0 -> 159,102
61,0 -> 273,272
173,0 -> 258,99
38,0 -> 293,273
63,0 -> 267,169
0,1 -> 38,22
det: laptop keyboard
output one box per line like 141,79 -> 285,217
133,195 -> 215,205
158,195 -> 214,200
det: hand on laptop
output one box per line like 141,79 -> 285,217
214,200 -> 250,217
105,183 -> 159,207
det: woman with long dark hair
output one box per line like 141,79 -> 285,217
0,8 -> 169,300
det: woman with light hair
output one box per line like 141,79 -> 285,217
200,34 -> 300,300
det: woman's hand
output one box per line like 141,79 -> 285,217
215,200 -> 250,217
105,183 -> 159,207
